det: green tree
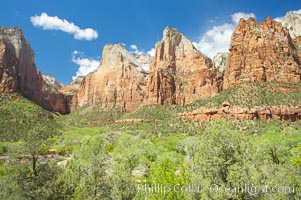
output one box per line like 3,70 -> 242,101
191,123 -> 260,199
57,135 -> 111,200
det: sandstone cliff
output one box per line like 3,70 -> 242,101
223,17 -> 301,90
0,26 -> 44,104
60,76 -> 83,96
73,44 -> 150,112
0,26 -> 70,113
179,105 -> 301,122
145,27 -> 220,106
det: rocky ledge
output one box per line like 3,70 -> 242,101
179,104 -> 301,122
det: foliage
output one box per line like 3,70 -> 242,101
1,82 -> 301,199
186,82 -> 301,111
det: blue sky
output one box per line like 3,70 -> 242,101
1,0 -> 300,84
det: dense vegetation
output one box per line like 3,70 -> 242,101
0,82 -> 301,199
186,81 -> 301,111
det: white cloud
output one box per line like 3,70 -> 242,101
147,48 -> 155,57
193,12 -> 256,58
274,17 -> 283,22
130,44 -> 138,50
231,12 -> 256,24
129,44 -> 143,55
71,51 -> 100,81
129,44 -> 155,56
193,23 -> 235,58
30,12 -> 98,41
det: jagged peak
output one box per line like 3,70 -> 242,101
286,11 -> 301,18
163,26 -> 179,34
237,17 -> 256,26
0,25 -> 31,58
100,43 -> 151,73
280,11 -> 301,39
266,16 -> 273,21
42,74 -> 64,87
162,26 -> 182,39
0,26 -> 23,37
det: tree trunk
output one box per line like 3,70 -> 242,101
32,154 -> 38,176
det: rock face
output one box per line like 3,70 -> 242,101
0,26 -> 71,113
213,52 -> 229,72
0,26 -> 44,103
60,76 -> 84,112
42,74 -> 72,113
42,74 -> 64,93
295,36 -> 301,62
60,76 -> 84,96
145,27 -> 220,106
42,93 -> 72,114
2,17 -> 301,115
135,54 -> 152,72
223,17 -> 301,90
280,11 -> 301,39
179,106 -> 301,122
73,44 -> 150,112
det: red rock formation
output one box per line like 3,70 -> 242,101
295,36 -> 301,62
0,39 -> 18,92
60,76 -> 84,96
115,118 -> 160,123
60,76 -> 84,112
41,93 -> 72,113
0,26 -> 70,113
179,106 -> 301,122
73,44 -> 149,112
223,17 -> 301,90
145,27 -> 220,106
0,27 -> 44,104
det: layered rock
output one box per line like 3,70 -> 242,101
146,27 -> 220,106
0,26 -> 70,113
223,17 -> 301,90
179,105 -> 301,122
0,26 -> 44,103
295,36 -> 301,62
60,76 -> 84,111
41,93 -> 72,114
60,76 -> 84,96
41,74 -> 72,113
73,44 -> 150,112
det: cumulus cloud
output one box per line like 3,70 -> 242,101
31,12 -> 98,41
231,12 -> 256,24
130,44 -> 138,50
130,44 -> 144,55
193,23 -> 235,58
71,51 -> 100,81
193,12 -> 256,58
